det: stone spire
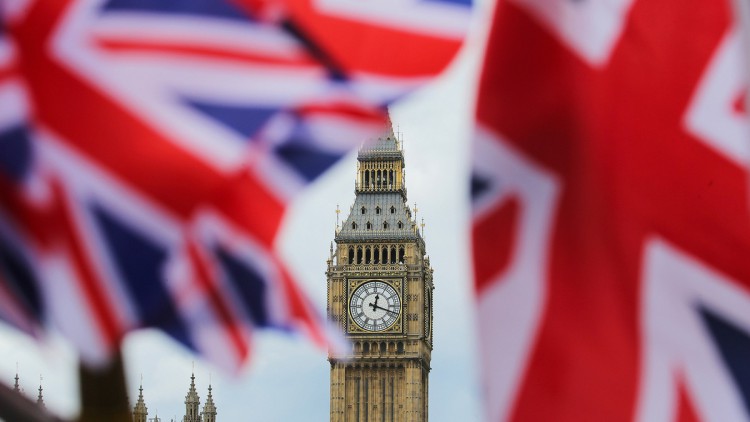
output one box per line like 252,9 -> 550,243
183,372 -> 201,422
384,110 -> 396,139
201,383 -> 217,422
133,380 -> 148,422
337,116 -> 421,246
36,376 -> 45,410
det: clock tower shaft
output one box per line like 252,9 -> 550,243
327,119 -> 434,421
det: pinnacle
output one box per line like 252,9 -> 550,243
37,380 -> 45,409
384,110 -> 395,139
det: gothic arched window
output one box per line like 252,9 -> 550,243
376,206 -> 381,215
361,206 -> 366,214
383,221 -> 389,229
352,222 -> 357,230
366,221 -> 372,230
390,206 -> 396,214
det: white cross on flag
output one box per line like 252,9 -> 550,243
472,0 -> 750,420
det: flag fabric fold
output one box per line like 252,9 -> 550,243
0,0 -> 472,369
472,0 -> 750,420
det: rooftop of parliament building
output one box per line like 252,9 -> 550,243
10,371 -> 217,422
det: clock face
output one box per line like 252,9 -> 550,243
349,280 -> 401,332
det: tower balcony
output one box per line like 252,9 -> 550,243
354,182 -> 406,197
329,262 -> 409,273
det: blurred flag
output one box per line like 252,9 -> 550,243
472,0 -> 750,420
0,0 -> 471,369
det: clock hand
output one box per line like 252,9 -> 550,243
368,295 -> 381,312
370,303 -> 399,316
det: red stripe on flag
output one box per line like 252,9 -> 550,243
234,0 -> 464,78
0,67 -> 16,84
278,263 -> 327,346
12,1 -> 231,221
187,241 -> 250,363
0,176 -> 56,250
733,89 -> 746,116
472,196 -> 519,295
214,169 -> 285,247
676,378 -> 701,422
94,37 -> 319,69
54,182 -> 121,348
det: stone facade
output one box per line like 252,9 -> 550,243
10,371 -> 215,422
130,373 -> 216,422
328,120 -> 434,422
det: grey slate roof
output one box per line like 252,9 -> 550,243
358,136 -> 402,161
336,192 -> 419,242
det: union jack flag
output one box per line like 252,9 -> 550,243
472,0 -> 750,420
0,0 -> 471,369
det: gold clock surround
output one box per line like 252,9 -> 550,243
347,278 -> 404,334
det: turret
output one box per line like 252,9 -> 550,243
183,373 -> 201,422
354,116 -> 408,199
133,381 -> 148,422
201,384 -> 217,422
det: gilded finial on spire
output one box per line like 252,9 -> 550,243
336,204 -> 341,233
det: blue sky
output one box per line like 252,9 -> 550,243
0,1 -> 494,419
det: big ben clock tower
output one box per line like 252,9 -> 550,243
327,120 -> 434,421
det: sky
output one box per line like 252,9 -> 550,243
0,2 -> 494,420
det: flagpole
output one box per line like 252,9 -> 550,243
78,350 -> 131,422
